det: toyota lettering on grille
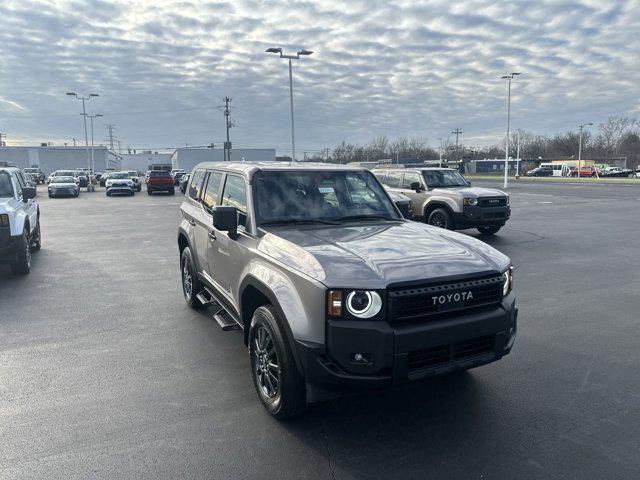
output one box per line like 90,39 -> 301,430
488,199 -> 500,204
432,291 -> 474,306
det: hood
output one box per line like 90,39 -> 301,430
0,197 -> 15,212
258,221 -> 510,288
432,186 -> 507,198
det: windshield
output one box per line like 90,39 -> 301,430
24,168 -> 38,173
51,176 -> 75,183
54,171 -> 76,177
422,170 -> 469,188
254,170 -> 400,225
110,172 -> 130,179
0,172 -> 14,197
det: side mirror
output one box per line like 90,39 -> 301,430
410,181 -> 422,192
467,181 -> 472,186
212,206 -> 238,234
22,186 -> 36,201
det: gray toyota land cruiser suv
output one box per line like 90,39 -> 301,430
372,167 -> 510,234
178,162 -> 517,418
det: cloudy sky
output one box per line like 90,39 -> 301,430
0,0 -> 638,155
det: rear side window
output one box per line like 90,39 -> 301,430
221,175 -> 247,229
202,172 -> 223,210
188,170 -> 206,200
385,171 -> 402,188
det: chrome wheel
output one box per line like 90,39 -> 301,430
182,256 -> 193,300
253,326 -> 280,399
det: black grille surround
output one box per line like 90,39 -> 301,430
388,274 -> 504,324
407,335 -> 496,372
479,197 -> 507,207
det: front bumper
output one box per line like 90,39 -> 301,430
106,185 -> 134,194
454,205 -> 510,227
0,229 -> 20,261
48,188 -> 78,196
296,292 -> 517,390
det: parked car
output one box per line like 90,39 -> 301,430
125,170 -> 142,192
525,167 -> 553,177
47,170 -> 79,185
372,167 -> 510,234
23,167 -> 46,184
568,166 -> 597,177
48,176 -> 79,198
105,171 -> 135,196
177,162 -> 517,418
386,190 -> 413,218
99,172 -> 111,187
74,170 -> 90,188
146,170 -> 175,195
171,169 -> 187,185
179,173 -> 190,194
0,166 -> 41,274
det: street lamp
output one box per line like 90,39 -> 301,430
266,47 -> 313,161
577,122 -> 593,179
500,73 -> 521,188
66,92 -> 99,190
82,113 -> 102,175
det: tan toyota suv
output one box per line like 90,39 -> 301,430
372,167 -> 510,234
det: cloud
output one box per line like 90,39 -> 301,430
0,0 -> 638,153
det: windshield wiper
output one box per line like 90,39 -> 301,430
260,218 -> 340,226
335,214 -> 399,222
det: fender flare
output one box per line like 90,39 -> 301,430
239,275 -> 305,375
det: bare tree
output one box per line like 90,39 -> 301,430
596,116 -> 638,159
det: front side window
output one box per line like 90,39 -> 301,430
0,172 -> 14,197
422,170 -> 468,188
402,171 -> 422,189
253,170 -> 400,225
202,172 -> 223,210
188,170 -> 206,200
221,175 -> 247,228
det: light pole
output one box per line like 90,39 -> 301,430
66,92 -> 99,189
438,137 -> 443,167
501,73 -> 521,188
515,128 -> 523,176
266,47 -> 313,162
83,113 -> 102,175
577,122 -> 593,179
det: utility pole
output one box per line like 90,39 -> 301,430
106,124 -> 116,151
451,128 -> 462,164
222,96 -> 233,162
577,122 -> 593,180
438,137 -> 443,167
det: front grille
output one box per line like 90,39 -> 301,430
388,275 -> 503,323
479,197 -> 507,207
483,211 -> 506,219
408,335 -> 495,371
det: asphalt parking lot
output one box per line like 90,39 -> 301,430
1,180 -> 639,479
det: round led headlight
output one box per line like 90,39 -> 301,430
467,197 -> 478,206
345,291 -> 382,319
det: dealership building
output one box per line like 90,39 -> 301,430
0,146 -> 121,175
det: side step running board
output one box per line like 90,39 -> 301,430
214,310 -> 241,331
196,286 -> 241,331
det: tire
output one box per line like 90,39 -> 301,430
147,189 -> 152,195
106,192 -> 110,196
75,191 -> 79,197
129,191 -> 134,196
48,194 -> 52,198
11,229 -> 31,275
477,226 -> 501,235
249,306 -> 306,418
31,219 -> 42,251
427,208 -> 453,230
169,188 -> 175,195
180,246 -> 204,309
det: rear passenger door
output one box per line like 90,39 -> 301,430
399,170 -> 425,215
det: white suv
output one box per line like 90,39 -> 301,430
0,166 -> 41,274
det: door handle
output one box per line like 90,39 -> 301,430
188,219 -> 196,226
208,232 -> 217,241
